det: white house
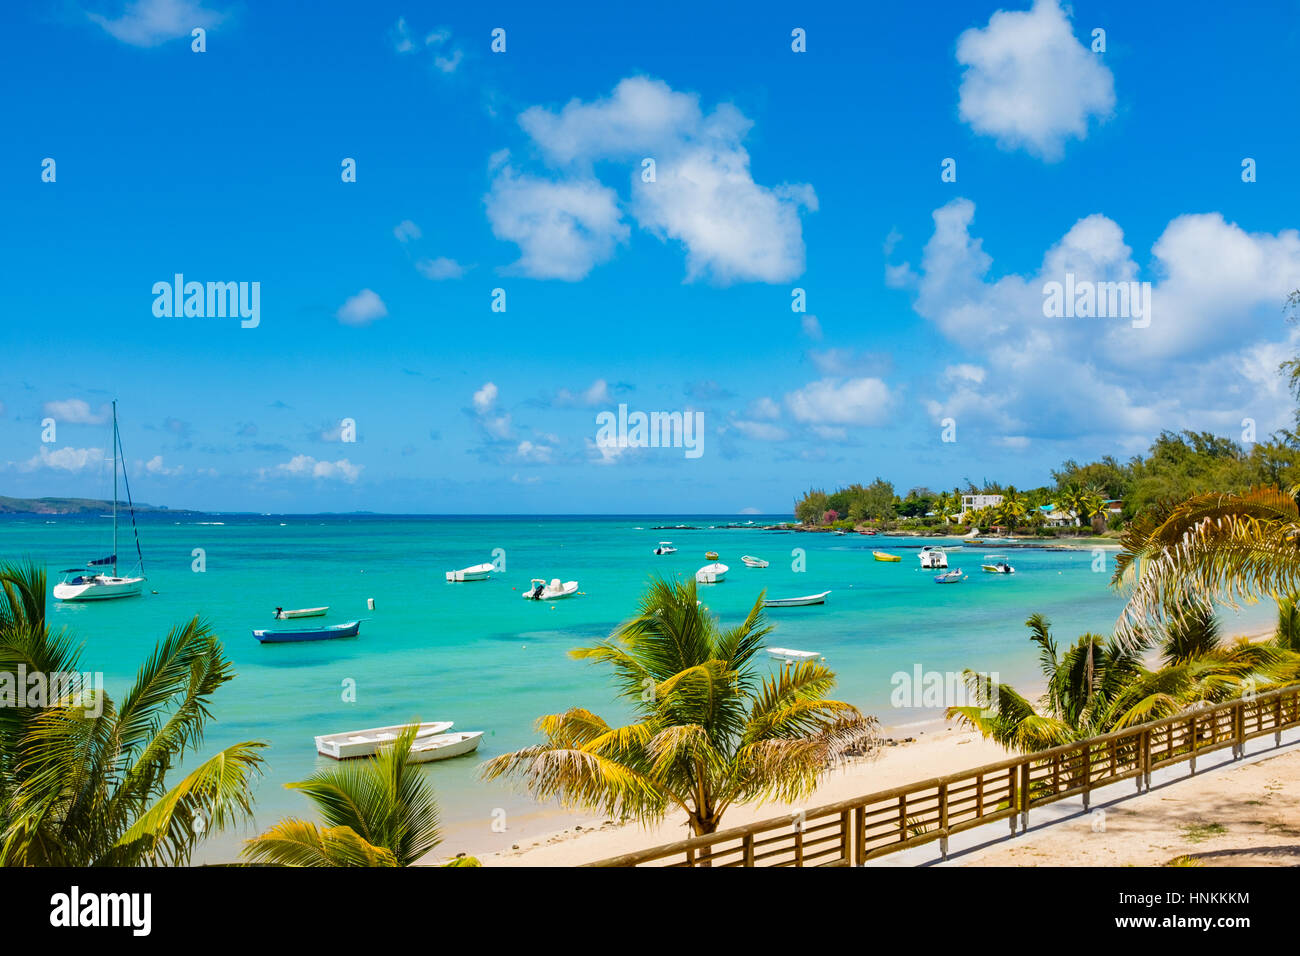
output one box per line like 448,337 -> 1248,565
959,494 -> 1003,517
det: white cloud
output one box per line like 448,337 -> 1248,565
801,315 -> 823,340
391,16 -> 415,53
20,446 -> 104,472
499,76 -> 816,284
43,399 -> 108,424
471,382 -> 511,438
956,0 -> 1115,160
515,440 -> 554,463
901,197 -> 1300,444
394,219 -> 422,242
730,419 -> 790,441
88,0 -> 222,47
747,397 -> 782,420
143,454 -> 182,476
555,379 -> 612,407
267,454 -> 362,483
336,289 -> 388,326
485,166 -> 627,280
416,257 -> 468,280
785,378 -> 896,427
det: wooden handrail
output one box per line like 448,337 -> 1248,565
583,683 -> 1300,867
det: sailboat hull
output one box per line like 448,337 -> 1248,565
53,577 -> 144,601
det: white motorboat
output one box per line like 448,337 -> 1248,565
981,554 -> 1016,574
53,401 -> 147,603
522,578 -> 579,600
919,546 -> 948,569
315,721 -> 455,760
934,569 -> 966,584
695,562 -> 728,583
767,647 -> 823,664
653,541 -> 678,555
446,563 -> 495,582
275,606 -> 329,619
762,590 -> 830,607
741,555 -> 769,568
407,731 -> 484,764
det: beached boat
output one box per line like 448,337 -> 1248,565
767,647 -> 823,663
763,591 -> 830,607
53,402 -> 147,603
696,562 -> 728,583
933,569 -> 965,584
445,563 -> 495,582
981,554 -> 1016,574
315,720 -> 455,760
653,541 -> 677,554
705,550 -> 720,560
408,730 -> 484,764
873,551 -> 901,562
741,555 -> 769,568
253,620 -> 361,643
919,546 -> 948,569
275,606 -> 329,619
523,578 -> 579,600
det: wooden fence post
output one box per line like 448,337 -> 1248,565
938,783 -> 949,861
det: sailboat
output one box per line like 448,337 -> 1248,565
53,402 -> 146,602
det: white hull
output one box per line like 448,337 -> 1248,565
741,556 -> 769,568
523,579 -> 579,600
316,721 -> 455,760
763,591 -> 831,608
695,562 -> 728,583
919,552 -> 948,569
446,563 -> 495,582
276,606 -> 329,619
767,647 -> 822,663
53,576 -> 144,602
407,731 -> 484,763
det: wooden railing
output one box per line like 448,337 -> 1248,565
584,683 -> 1300,867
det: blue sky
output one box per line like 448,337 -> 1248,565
3,0 -> 1298,513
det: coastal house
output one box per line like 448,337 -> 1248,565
1103,499 -> 1123,516
959,493 -> 1003,517
1038,504 -> 1079,527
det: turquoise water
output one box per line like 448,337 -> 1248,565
0,514 -> 1274,859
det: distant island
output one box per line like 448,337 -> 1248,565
0,496 -> 187,515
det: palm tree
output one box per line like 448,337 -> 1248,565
1110,485 -> 1300,648
243,723 -> 477,866
482,576 -> 877,837
0,560 -> 266,866
947,609 -> 1284,752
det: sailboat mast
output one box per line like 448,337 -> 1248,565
112,400 -> 118,577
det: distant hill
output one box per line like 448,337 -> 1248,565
0,496 -> 187,515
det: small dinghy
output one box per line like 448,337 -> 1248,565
315,720 -> 455,760
653,541 -> 677,555
705,550 -> 720,560
767,647 -> 823,664
275,606 -> 329,620
696,562 -> 728,583
933,569 -> 965,584
523,578 -> 579,600
873,551 -> 901,562
762,590 -> 830,607
407,730 -> 484,764
446,563 -> 495,582
741,555 -> 769,568
253,620 -> 361,643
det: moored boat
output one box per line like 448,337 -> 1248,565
253,620 -> 361,643
873,551 -> 901,562
445,563 -> 495,582
275,606 -> 329,619
762,590 -> 830,607
696,562 -> 728,583
407,730 -> 484,763
653,541 -> 677,555
315,720 -> 455,759
523,578 -> 580,600
919,546 -> 948,569
981,554 -> 1016,574
767,647 -> 823,664
933,569 -> 965,584
705,550 -> 720,560
741,555 -> 768,568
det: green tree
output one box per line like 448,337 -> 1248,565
482,577 -> 878,836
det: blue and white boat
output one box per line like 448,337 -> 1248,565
933,569 -> 965,584
253,620 -> 361,643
